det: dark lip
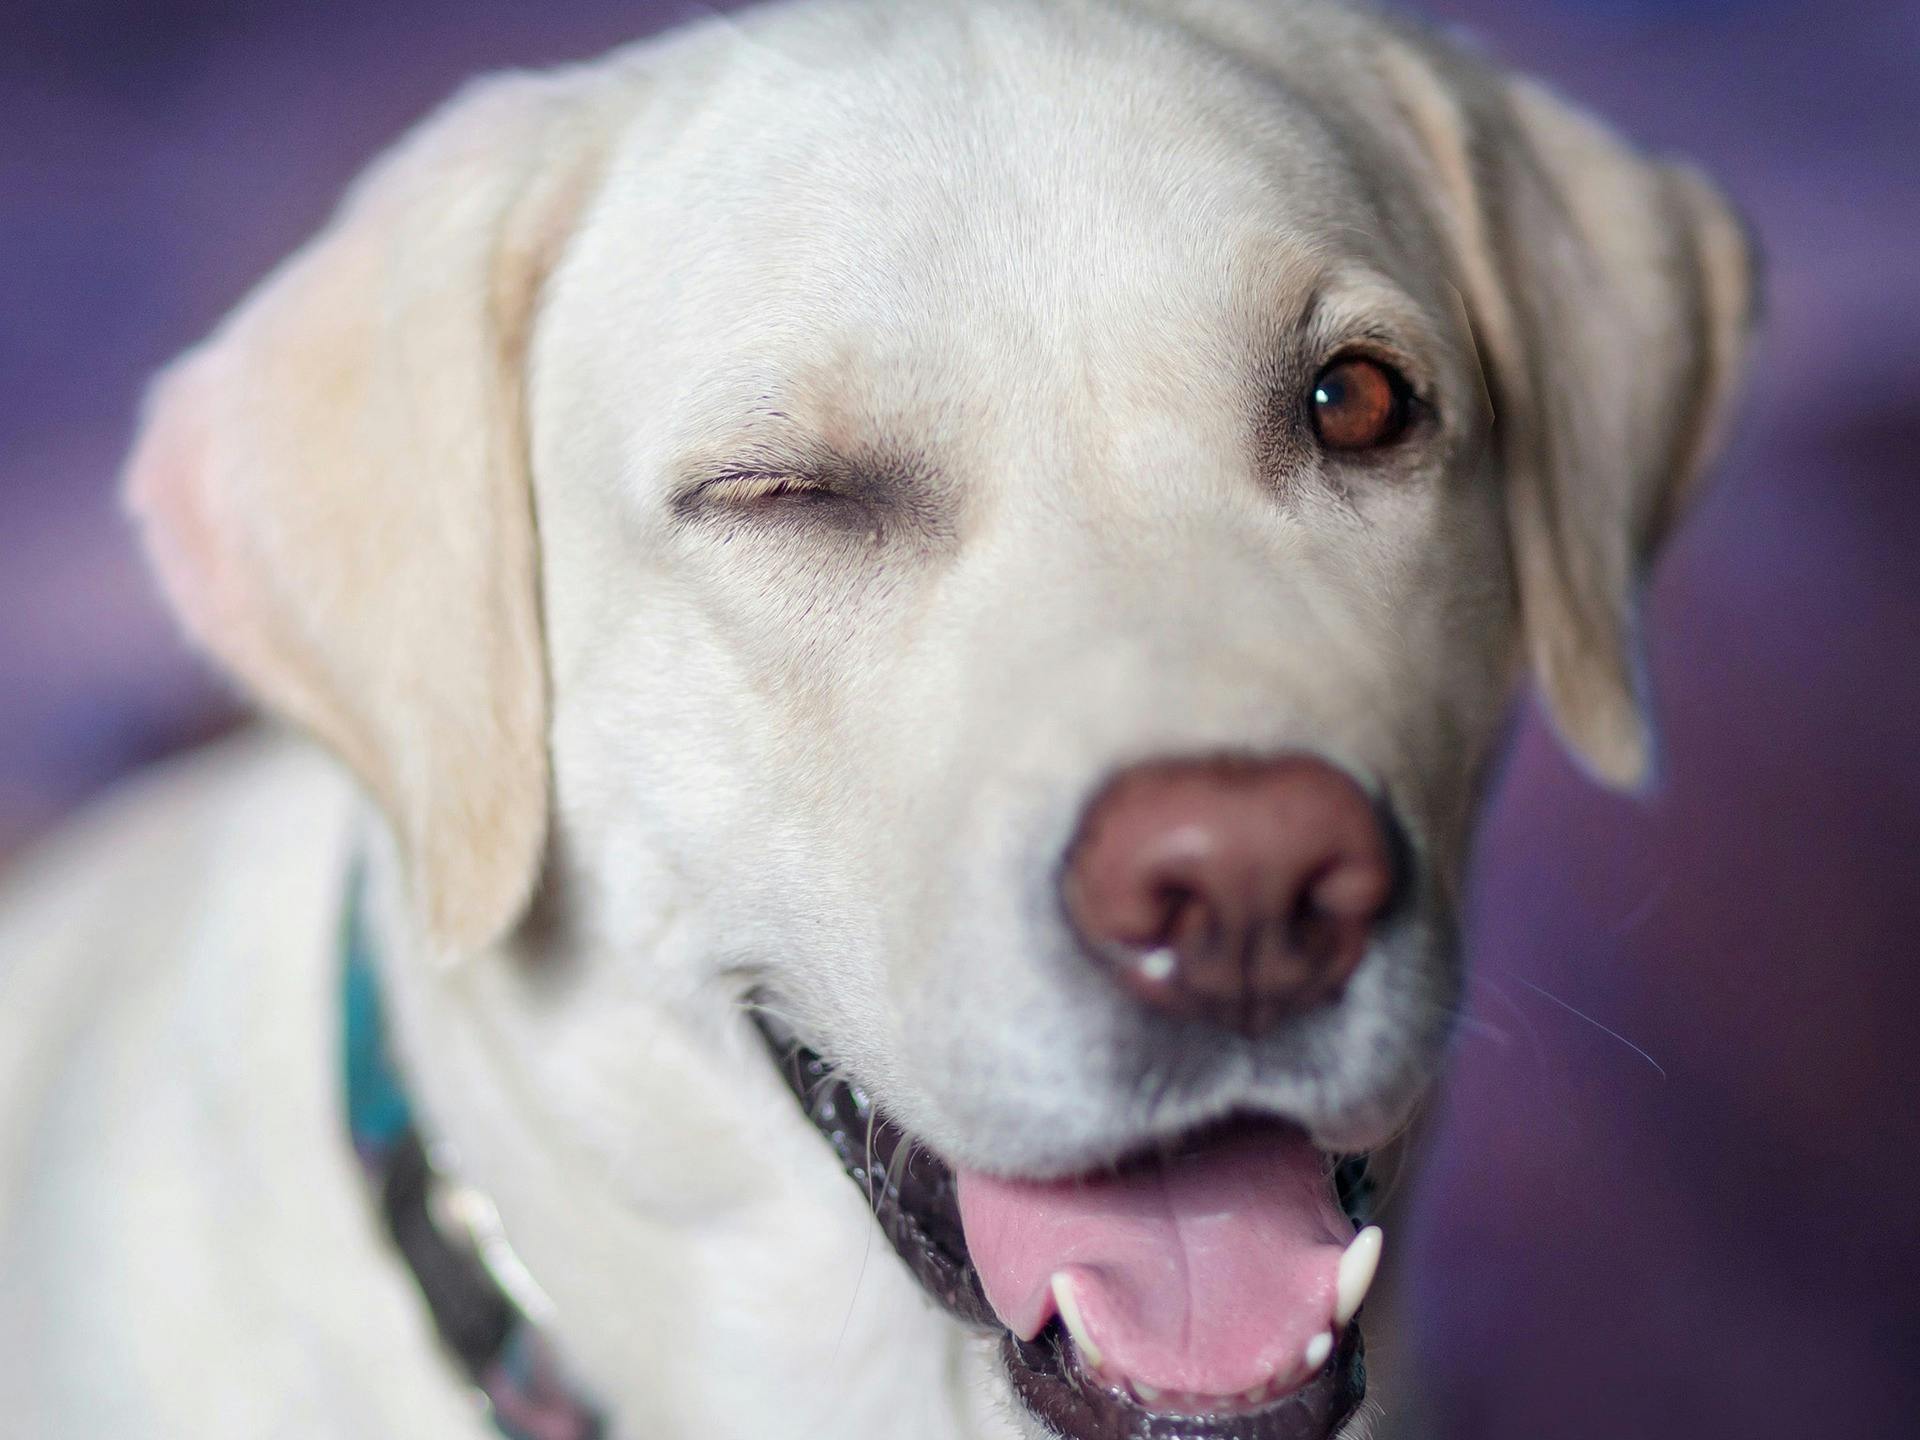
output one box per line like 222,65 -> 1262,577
753,1009 -> 1371,1440
757,1011 -> 998,1326
1007,1322 -> 1365,1440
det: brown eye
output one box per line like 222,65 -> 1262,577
1310,357 -> 1412,452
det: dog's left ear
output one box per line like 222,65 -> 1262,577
1381,44 -> 1758,789
126,70 -> 617,949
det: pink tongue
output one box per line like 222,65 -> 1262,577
955,1127 -> 1353,1398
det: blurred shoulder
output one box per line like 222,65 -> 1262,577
0,727 -> 355,978
0,732 -> 480,1438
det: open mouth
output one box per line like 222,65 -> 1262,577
754,1013 -> 1376,1440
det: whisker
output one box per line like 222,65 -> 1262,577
1451,1010 -> 1513,1047
735,994 -> 805,1029
882,1127 -> 914,1201
834,1193 -> 877,1363
1337,1396 -> 1386,1440
1495,970 -> 1668,1080
1468,971 -> 1550,1073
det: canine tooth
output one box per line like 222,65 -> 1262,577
1244,1384 -> 1268,1404
1304,1331 -> 1334,1370
1335,1225 -> 1384,1327
1132,1380 -> 1162,1403
1051,1273 -> 1105,1371
1138,948 -> 1177,982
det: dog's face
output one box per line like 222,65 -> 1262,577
535,2 -> 1511,1176
127,1 -> 1752,1435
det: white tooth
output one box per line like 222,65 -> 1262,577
1244,1385 -> 1268,1404
1132,1380 -> 1162,1403
1304,1331 -> 1334,1370
1335,1225 -> 1384,1327
1051,1273 -> 1105,1371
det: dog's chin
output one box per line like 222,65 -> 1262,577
754,1012 -> 1377,1440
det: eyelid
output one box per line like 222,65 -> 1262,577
692,471 -> 836,506
1318,341 -> 1428,398
673,467 -> 849,519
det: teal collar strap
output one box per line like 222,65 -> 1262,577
342,869 -> 606,1440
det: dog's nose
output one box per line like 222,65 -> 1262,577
1060,756 -> 1400,1036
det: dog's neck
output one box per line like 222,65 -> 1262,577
341,865 -> 608,1439
350,834 -> 1010,1440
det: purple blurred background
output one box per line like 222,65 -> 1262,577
3,2 -> 1916,1436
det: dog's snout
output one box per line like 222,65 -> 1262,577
1060,755 -> 1400,1037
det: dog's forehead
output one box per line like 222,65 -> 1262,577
563,1 -> 1420,425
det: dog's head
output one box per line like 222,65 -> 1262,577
126,1 -> 1752,1434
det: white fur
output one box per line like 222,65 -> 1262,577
0,2 -> 1751,1436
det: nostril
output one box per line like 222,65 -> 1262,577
1287,886 -> 1341,970
1148,881 -> 1201,946
1156,881 -> 1233,956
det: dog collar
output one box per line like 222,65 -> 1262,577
341,867 -> 607,1440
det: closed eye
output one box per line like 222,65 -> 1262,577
670,443 -> 947,545
686,470 -> 848,509
671,463 -> 890,539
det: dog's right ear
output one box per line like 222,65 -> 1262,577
126,69 -> 618,951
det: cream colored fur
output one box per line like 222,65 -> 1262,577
0,2 -> 1751,1436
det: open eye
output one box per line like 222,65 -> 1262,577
1309,356 -> 1414,452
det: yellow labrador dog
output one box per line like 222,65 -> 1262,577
0,1 -> 1751,1437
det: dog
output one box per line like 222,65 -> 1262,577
0,1 -> 1753,1436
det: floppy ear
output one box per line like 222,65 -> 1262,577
1380,45 -> 1757,789
126,69 -> 616,948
